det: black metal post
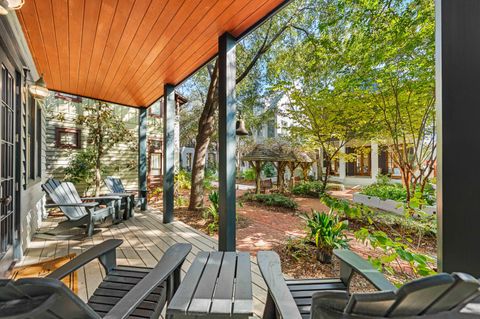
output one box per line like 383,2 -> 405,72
138,108 -> 148,211
218,32 -> 237,251
163,84 -> 175,223
437,0 -> 480,275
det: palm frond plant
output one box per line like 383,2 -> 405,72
301,209 -> 349,263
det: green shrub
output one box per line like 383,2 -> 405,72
64,148 -> 100,194
361,182 -> 436,206
243,193 -> 298,210
262,162 -> 276,178
203,168 -> 217,190
175,169 -> 191,190
241,168 -> 256,181
361,183 -> 407,202
292,181 -> 325,197
322,195 -> 437,280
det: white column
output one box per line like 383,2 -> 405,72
339,144 -> 346,180
371,141 -> 379,181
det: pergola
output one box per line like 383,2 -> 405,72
17,0 -> 291,252
12,0 -> 480,276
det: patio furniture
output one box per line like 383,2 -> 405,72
0,239 -> 191,319
258,249 -> 480,319
42,178 -> 121,237
105,176 -> 139,219
167,251 -> 253,318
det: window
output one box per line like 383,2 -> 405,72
346,146 -> 371,177
267,120 -> 275,138
55,127 -> 81,149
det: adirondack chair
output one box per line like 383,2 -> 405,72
0,239 -> 191,319
258,250 -> 480,319
104,176 -> 139,219
42,178 -> 121,236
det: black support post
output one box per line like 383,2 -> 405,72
218,32 -> 237,251
163,84 -> 175,223
138,108 -> 147,211
437,0 -> 480,275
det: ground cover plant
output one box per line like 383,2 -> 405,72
242,193 -> 298,210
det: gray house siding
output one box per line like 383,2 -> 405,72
44,96 -> 139,195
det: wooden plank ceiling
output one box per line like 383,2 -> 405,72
17,0 -> 287,108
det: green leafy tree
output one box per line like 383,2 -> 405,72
74,101 -> 131,196
184,0 -> 317,210
352,0 -> 436,202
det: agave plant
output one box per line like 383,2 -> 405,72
301,209 -> 349,263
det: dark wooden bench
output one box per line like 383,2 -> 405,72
0,239 -> 191,319
258,249 -> 480,319
260,178 -> 273,193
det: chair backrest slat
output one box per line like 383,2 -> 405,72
105,176 -> 125,193
386,273 -> 455,317
42,179 -> 87,220
0,278 -> 100,319
423,272 -> 480,314
345,291 -> 396,317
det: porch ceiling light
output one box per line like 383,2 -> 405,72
28,75 -> 49,100
0,0 -> 24,14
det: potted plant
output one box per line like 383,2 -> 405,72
302,209 -> 349,263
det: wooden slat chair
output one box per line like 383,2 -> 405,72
258,250 -> 480,319
42,178 -> 121,237
104,176 -> 139,219
0,239 -> 192,319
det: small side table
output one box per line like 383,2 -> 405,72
167,251 -> 253,318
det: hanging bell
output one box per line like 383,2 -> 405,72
236,119 -> 249,136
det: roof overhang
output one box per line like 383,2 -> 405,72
17,0 -> 291,108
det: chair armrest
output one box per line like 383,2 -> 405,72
105,192 -> 134,197
333,249 -> 397,292
257,251 -> 303,319
46,239 -> 123,280
104,243 -> 192,319
82,196 -> 122,201
45,202 -> 99,208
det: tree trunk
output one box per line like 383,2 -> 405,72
277,162 -> 287,193
189,62 -> 219,210
288,162 -> 296,190
254,161 -> 263,194
316,149 -> 323,181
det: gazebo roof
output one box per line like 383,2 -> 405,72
241,144 -> 295,162
293,152 -> 313,163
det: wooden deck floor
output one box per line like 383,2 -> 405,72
18,209 -> 268,318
